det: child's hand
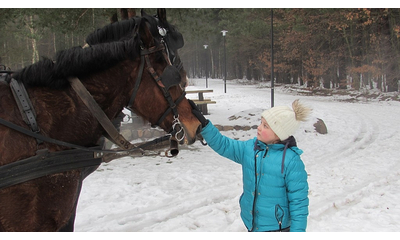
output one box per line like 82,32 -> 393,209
188,99 -> 208,127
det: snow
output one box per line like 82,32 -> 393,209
74,77 -> 400,234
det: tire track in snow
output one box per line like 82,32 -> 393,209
308,102 -> 400,231
310,106 -> 379,162
77,182 -> 241,232
76,146 -> 245,232
309,170 -> 400,231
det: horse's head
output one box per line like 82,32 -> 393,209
141,9 -> 187,87
84,9 -> 198,144
125,12 -> 200,145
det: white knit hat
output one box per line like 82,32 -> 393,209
261,99 -> 311,140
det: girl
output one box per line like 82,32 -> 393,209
190,99 -> 311,232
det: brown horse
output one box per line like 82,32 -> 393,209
0,11 -> 201,231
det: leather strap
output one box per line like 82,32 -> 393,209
0,147 -> 102,189
0,117 -> 108,153
127,55 -> 145,108
155,91 -> 185,127
0,116 -> 170,155
9,78 -> 42,144
69,77 -> 134,150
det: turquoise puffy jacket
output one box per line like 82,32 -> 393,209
201,121 -> 309,232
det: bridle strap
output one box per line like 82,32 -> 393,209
155,91 -> 186,127
127,55 -> 145,108
126,42 -> 186,131
141,44 -> 166,55
144,54 -> 162,83
127,44 -> 166,110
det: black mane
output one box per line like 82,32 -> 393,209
13,36 -> 140,89
11,11 -> 183,90
86,14 -> 183,51
86,15 -> 161,46
86,18 -> 138,45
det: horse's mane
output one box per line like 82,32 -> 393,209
85,14 -> 180,48
86,18 -> 138,45
13,36 -> 140,89
12,13 -> 180,90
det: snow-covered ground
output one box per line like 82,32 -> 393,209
75,77 -> 400,233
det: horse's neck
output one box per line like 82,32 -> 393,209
82,60 -> 136,118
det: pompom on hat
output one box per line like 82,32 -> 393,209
261,99 -> 312,140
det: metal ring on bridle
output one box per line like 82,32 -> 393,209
172,115 -> 185,142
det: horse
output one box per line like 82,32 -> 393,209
0,10 -> 201,231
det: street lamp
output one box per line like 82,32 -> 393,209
203,44 -> 208,88
270,9 -> 274,107
221,30 -> 228,93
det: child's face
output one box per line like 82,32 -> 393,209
257,117 -> 280,144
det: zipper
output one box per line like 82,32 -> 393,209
251,150 -> 261,231
263,145 -> 269,158
275,204 -> 284,231
251,147 -> 268,231
260,146 -> 268,180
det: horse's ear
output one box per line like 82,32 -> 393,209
157,8 -> 167,27
140,9 -> 147,16
138,19 -> 154,48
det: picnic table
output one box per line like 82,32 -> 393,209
186,89 -> 216,115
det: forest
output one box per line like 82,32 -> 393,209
1,8 -> 399,92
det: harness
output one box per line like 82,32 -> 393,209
0,27 -> 187,189
9,78 -> 42,144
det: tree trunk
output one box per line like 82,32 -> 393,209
27,16 -> 39,64
210,48 -> 215,79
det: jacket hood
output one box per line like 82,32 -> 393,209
254,136 -> 297,151
278,136 -> 297,148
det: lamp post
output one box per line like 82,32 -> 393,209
203,44 -> 208,88
271,9 -> 274,107
221,30 -> 228,93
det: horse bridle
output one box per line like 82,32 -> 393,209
126,36 -> 186,142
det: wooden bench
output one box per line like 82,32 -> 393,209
186,89 -> 216,115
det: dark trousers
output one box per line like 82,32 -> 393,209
269,226 -> 290,232
249,226 -> 290,232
